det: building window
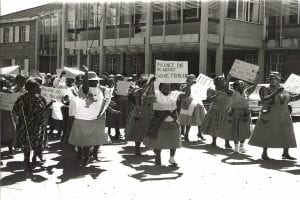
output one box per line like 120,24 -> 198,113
20,25 -> 26,42
245,54 -> 258,65
106,3 -> 117,26
152,2 -> 164,25
92,56 -> 99,74
166,1 -> 181,24
270,54 -> 286,79
108,56 -> 117,73
183,1 -> 200,22
120,2 -> 132,25
226,0 -> 261,23
132,56 -> 141,74
3,27 -> 9,43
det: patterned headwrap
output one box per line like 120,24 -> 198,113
270,71 -> 281,80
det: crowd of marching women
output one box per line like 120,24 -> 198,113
1,67 -> 300,171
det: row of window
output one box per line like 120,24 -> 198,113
0,25 -> 30,43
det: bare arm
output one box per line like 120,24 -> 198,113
81,65 -> 89,95
290,94 -> 300,102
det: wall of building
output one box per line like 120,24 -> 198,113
0,20 -> 36,72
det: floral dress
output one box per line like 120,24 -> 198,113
12,93 -> 47,152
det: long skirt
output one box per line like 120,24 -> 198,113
217,108 -> 251,142
249,104 -> 297,148
116,95 -> 129,129
201,107 -> 227,137
1,110 -> 16,143
179,104 -> 206,126
144,121 -> 181,149
68,116 -> 109,147
125,105 -> 153,142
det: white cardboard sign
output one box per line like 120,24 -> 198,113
191,73 -> 214,101
284,73 -> 300,94
40,86 -> 67,103
229,59 -> 259,83
115,81 -> 135,96
155,60 -> 188,83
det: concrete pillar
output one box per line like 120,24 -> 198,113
61,3 -> 67,68
77,50 -> 81,68
258,49 -> 265,83
120,53 -> 124,74
199,0 -> 209,74
99,3 -> 106,74
34,17 -> 40,72
145,2 -> 153,74
215,0 -> 226,76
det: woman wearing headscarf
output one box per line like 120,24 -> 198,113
179,74 -> 206,142
249,71 -> 300,160
68,67 -> 114,166
201,76 -> 232,148
143,78 -> 190,166
12,79 -> 49,171
218,72 -> 259,153
125,77 -> 153,155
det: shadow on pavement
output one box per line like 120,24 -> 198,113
44,142 -> 106,184
0,161 -> 48,186
119,146 -> 183,182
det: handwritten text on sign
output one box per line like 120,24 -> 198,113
191,74 -> 214,101
284,73 -> 300,94
115,81 -> 135,96
155,60 -> 188,83
40,86 -> 67,103
0,92 -> 20,111
230,59 -> 259,83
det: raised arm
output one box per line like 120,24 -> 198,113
290,93 -> 300,102
245,71 -> 260,95
259,86 -> 283,102
224,74 -> 233,96
81,65 -> 89,95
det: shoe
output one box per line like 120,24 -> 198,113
93,152 -> 99,161
225,143 -> 232,149
261,154 -> 270,160
234,144 -> 239,153
37,154 -> 45,162
211,141 -> 216,147
169,157 -> 178,166
197,133 -> 206,141
239,146 -> 246,153
282,154 -> 297,160
135,149 -> 142,156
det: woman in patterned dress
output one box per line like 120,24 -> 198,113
218,73 -> 259,153
249,71 -> 300,160
125,77 -> 153,155
179,75 -> 206,142
12,79 -> 48,171
201,76 -> 232,148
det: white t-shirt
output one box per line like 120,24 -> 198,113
153,90 -> 182,122
51,101 -> 64,120
72,87 -> 104,120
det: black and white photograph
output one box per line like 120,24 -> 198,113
1,0 -> 300,199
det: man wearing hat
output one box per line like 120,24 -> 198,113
68,67 -> 112,166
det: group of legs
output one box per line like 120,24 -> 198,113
181,125 -> 205,142
75,145 -> 100,166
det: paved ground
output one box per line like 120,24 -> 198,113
1,121 -> 300,200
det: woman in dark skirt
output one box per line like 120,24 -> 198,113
12,79 -> 48,171
144,78 -> 190,166
249,71 -> 300,160
125,77 -> 153,155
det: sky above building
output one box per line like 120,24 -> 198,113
1,0 -> 54,15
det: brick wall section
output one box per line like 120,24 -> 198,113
0,20 -> 36,71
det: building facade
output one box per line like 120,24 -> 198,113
0,3 -> 62,75
1,0 -> 300,82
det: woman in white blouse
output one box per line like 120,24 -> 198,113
144,80 -> 189,166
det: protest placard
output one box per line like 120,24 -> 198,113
229,59 -> 259,83
115,81 -> 135,96
0,92 -> 20,111
40,86 -> 67,103
191,73 -> 214,101
0,65 -> 20,75
284,73 -> 300,94
155,60 -> 188,83
63,67 -> 84,79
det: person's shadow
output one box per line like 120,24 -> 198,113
119,146 -> 183,182
44,142 -> 106,184
0,161 -> 48,186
